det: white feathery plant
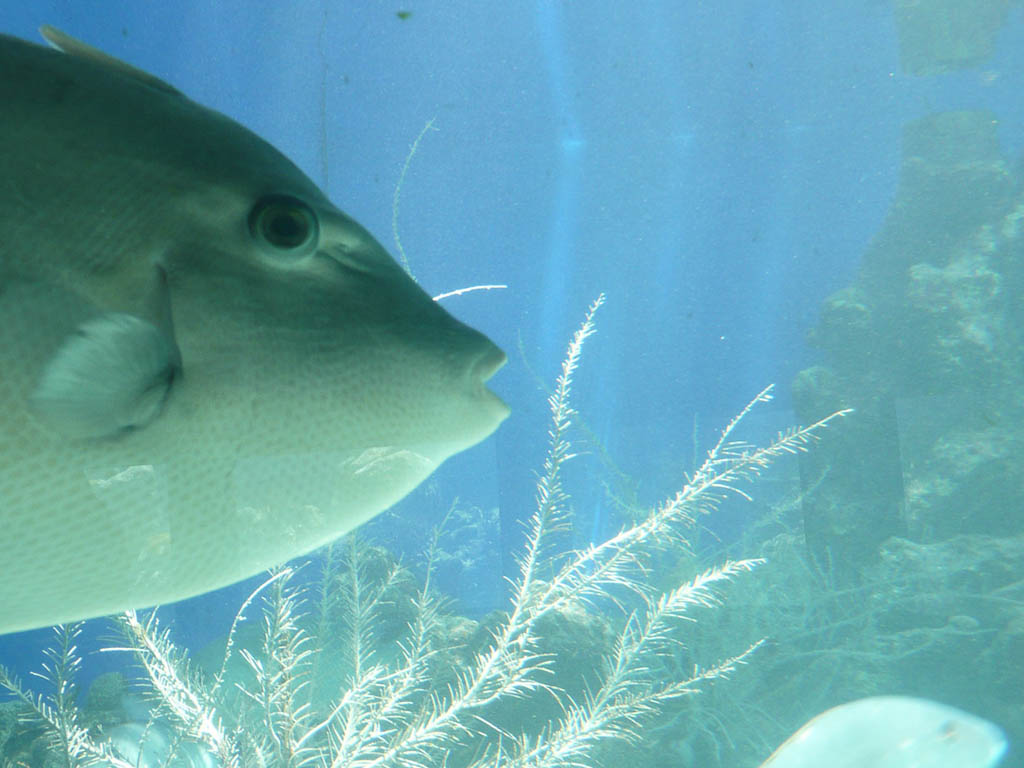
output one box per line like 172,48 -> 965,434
0,295 -> 849,768
111,608 -> 242,767
0,624 -> 139,768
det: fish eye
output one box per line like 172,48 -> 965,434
249,195 -> 319,255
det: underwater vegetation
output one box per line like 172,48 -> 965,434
766,108 -> 1024,765
0,297 -> 847,767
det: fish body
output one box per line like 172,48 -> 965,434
759,696 -> 1007,768
0,28 -> 508,634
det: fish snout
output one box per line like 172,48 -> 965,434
473,339 -> 508,383
443,321 -> 510,427
471,337 -> 510,421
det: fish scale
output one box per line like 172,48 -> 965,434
0,27 -> 508,635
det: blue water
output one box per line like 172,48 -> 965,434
3,4 -> 1024,755
6,1 -> 1022,488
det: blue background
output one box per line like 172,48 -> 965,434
3,0 -> 1024,685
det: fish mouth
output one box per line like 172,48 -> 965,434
471,343 -> 510,421
473,344 -> 508,382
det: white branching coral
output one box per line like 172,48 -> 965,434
0,295 -> 848,768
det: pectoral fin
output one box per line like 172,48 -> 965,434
30,313 -> 180,439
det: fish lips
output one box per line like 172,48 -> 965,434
473,344 -> 511,423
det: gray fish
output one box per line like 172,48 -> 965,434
759,696 -> 1007,768
0,27 -> 508,635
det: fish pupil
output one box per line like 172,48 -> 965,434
267,210 -> 305,246
250,195 -> 318,252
